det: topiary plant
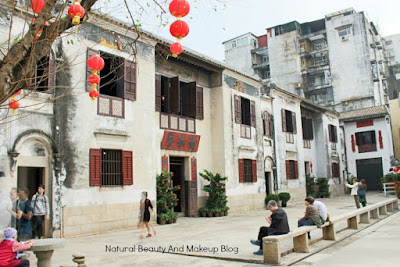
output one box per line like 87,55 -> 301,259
265,194 -> 279,206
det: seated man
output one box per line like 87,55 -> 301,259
298,197 -> 322,239
250,200 -> 290,255
311,197 -> 328,224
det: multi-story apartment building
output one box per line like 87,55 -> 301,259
224,8 -> 388,113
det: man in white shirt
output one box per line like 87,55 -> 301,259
310,197 -> 328,223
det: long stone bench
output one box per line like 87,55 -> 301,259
262,198 -> 399,265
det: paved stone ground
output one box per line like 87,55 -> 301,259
23,192 -> 398,266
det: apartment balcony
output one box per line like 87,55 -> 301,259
252,61 -> 269,69
251,46 -> 268,55
304,83 -> 332,92
301,65 -> 330,75
300,48 -> 328,57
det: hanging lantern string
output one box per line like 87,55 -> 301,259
68,0 -> 85,33
168,0 -> 190,58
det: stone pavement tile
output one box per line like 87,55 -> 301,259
26,192 -> 395,266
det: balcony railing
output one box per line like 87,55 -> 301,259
98,95 -> 124,118
160,113 -> 196,133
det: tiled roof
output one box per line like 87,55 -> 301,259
339,106 -> 388,121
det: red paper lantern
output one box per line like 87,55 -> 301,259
31,0 -> 45,15
310,163 -> 313,168
89,90 -> 99,100
170,42 -> 183,58
169,0 -> 190,18
170,20 -> 189,39
9,99 -> 20,114
394,167 -> 399,173
88,74 -> 100,85
14,90 -> 22,95
87,55 -> 105,72
68,4 -> 85,26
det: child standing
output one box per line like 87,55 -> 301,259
0,227 -> 34,267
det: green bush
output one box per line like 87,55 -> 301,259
200,170 -> 228,211
306,175 -> 316,197
315,177 -> 330,198
278,192 -> 291,203
265,194 -> 279,205
158,213 -> 169,221
198,207 -> 207,213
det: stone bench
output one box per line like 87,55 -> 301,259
263,198 -> 399,265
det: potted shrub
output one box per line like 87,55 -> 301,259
167,210 -> 174,224
213,208 -> 221,217
278,192 -> 291,207
223,206 -> 230,216
158,213 -> 168,225
265,194 -> 279,206
207,208 -> 213,217
198,207 -> 207,217
171,212 -> 178,223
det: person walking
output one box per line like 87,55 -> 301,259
345,178 -> 360,209
0,227 -> 34,267
16,189 -> 33,241
250,200 -> 290,255
138,192 -> 156,238
358,179 -> 368,207
31,185 -> 49,239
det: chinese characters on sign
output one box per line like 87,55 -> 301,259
161,131 -> 201,152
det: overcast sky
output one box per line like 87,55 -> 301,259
101,0 -> 400,61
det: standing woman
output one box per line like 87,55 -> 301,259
345,178 -> 360,209
358,179 -> 368,207
138,191 -> 156,238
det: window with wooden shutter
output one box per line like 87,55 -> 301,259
292,112 -> 297,134
252,160 -> 257,182
263,111 -> 271,137
182,82 -> 196,118
307,119 -> 313,140
328,124 -> 337,143
101,149 -> 122,186
238,159 -> 245,183
89,149 -> 101,186
169,76 -> 180,113
195,86 -> 204,120
333,126 -> 337,143
122,151 -> 133,185
234,95 -> 241,124
241,97 -> 251,126
286,160 -> 298,180
124,59 -> 136,101
155,74 -> 162,111
281,109 -> 287,132
286,160 -> 290,180
332,163 -> 339,178
87,48 -> 99,92
250,100 -> 256,127
294,161 -> 299,179
302,117 -> 307,139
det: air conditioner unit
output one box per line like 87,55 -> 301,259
341,36 -> 348,41
295,83 -> 302,89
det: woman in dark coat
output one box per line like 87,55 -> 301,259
138,191 -> 156,238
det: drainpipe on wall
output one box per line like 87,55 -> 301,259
269,87 -> 279,193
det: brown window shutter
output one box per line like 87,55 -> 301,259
195,86 -> 204,120
266,112 -> 272,137
183,82 -> 196,118
250,100 -> 256,127
191,158 -> 197,181
328,125 -> 332,142
292,112 -> 297,134
239,159 -> 245,183
331,163 -> 335,177
46,50 -> 55,94
89,149 -> 102,186
281,109 -> 287,132
234,95 -> 241,124
295,161 -> 299,179
252,160 -> 257,182
155,74 -> 162,111
336,164 -> 340,177
286,160 -> 290,179
122,150 -> 133,185
307,119 -> 313,140
87,48 -> 99,92
169,76 -> 180,113
302,117 -> 307,139
124,59 -> 136,101
161,156 -> 169,172
333,126 -> 337,143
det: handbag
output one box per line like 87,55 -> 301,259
357,184 -> 366,196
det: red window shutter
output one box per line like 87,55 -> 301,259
295,161 -> 299,179
191,158 -> 197,181
238,159 -> 245,183
124,59 -> 136,100
169,76 -> 180,113
307,119 -> 313,140
89,149 -> 101,186
87,48 -> 99,92
292,112 -> 297,134
286,160 -> 290,179
250,100 -> 256,127
379,130 -> 383,149
155,74 -> 162,111
161,156 -> 169,172
122,151 -> 133,185
351,135 -> 356,152
252,160 -> 257,182
281,109 -> 287,132
234,95 -> 241,124
196,86 -> 204,120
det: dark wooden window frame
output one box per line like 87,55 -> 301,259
355,131 -> 377,153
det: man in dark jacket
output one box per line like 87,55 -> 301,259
250,200 -> 290,255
